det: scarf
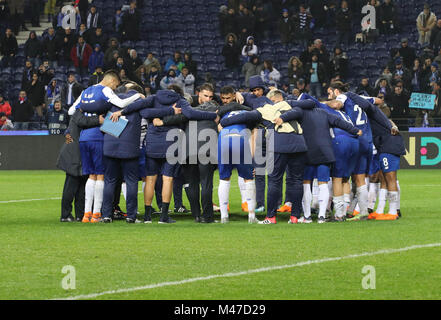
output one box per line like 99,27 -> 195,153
77,43 -> 86,61
87,12 -> 99,29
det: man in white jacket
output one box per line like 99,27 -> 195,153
177,66 -> 195,95
417,4 -> 437,45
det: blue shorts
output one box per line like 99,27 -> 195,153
369,152 -> 380,175
303,164 -> 330,182
138,146 -> 146,178
332,135 -> 359,178
145,156 -> 180,178
218,134 -> 254,180
354,140 -> 373,175
379,153 -> 400,173
80,141 -> 105,175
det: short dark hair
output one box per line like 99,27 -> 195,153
104,70 -> 121,82
199,83 -> 215,93
329,81 -> 349,92
220,86 -> 236,95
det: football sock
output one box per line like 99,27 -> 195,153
344,193 -> 352,213
327,180 -> 333,211
396,180 -> 401,210
312,179 -> 319,209
244,181 -> 256,218
368,182 -> 379,210
238,176 -> 246,203
318,183 -> 329,219
333,195 -> 346,218
376,188 -> 388,214
302,184 -> 312,218
85,178 -> 96,214
357,185 -> 369,215
218,180 -> 231,219
93,180 -> 104,214
160,202 -> 170,221
144,205 -> 152,220
121,182 -> 127,201
388,191 -> 399,215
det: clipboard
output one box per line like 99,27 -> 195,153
100,111 -> 129,138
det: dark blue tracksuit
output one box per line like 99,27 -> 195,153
241,92 -> 274,208
101,91 -> 175,220
345,92 -> 406,157
220,100 -> 314,218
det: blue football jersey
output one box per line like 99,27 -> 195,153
338,94 -> 373,144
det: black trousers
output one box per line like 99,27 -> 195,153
182,163 -> 216,220
61,174 -> 88,219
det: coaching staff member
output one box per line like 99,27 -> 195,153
57,108 -> 104,222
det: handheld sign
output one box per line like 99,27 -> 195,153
409,93 -> 436,110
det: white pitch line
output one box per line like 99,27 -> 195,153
51,242 -> 441,300
0,197 -> 62,204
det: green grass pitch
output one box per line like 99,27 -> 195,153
0,169 -> 440,300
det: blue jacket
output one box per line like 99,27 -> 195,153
345,92 -> 406,156
248,75 -> 266,90
281,101 -> 360,165
124,90 -> 217,158
220,101 -> 315,154
103,91 -> 164,159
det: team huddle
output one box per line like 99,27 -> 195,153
58,69 -> 405,225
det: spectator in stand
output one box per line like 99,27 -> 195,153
376,93 -> 392,118
104,38 -> 121,67
312,39 -> 330,70
310,0 -> 327,28
165,51 -> 185,76
122,1 -> 141,42
160,69 -> 179,90
253,1 -> 271,40
8,0 -> 27,35
0,93 -> 12,118
78,23 -> 89,39
410,58 -> 424,92
38,61 -> 54,86
295,78 -> 307,94
379,0 -> 398,34
57,27 -> 77,66
416,3 -> 437,46
134,65 -> 148,87
147,65 -> 161,93
24,31 -> 42,70
45,78 -> 62,111
143,52 -> 161,74
88,66 -> 104,86
113,7 -> 124,39
86,5 -> 101,31
398,38 -> 416,70
222,33 -> 241,72
11,91 -> 33,130
222,8 -> 238,37
329,47 -> 348,80
61,73 -> 83,110
218,5 -> 230,37
43,27 -> 59,69
278,8 -> 293,44
119,68 -> 129,82
306,53 -> 328,98
46,100 -> 69,134
431,20 -> 441,53
241,36 -> 258,63
88,44 -> 104,74
113,56 -> 129,76
1,28 -> 18,67
335,0 -> 352,48
22,60 -> 36,89
24,72 -> 46,118
44,0 -> 57,23
293,4 -> 313,49
386,82 -> 411,131
236,5 -> 255,45
0,112 -> 13,130
70,36 -> 93,77
127,49 -> 143,75
184,52 -> 198,78
287,56 -> 305,89
242,54 -> 264,87
177,66 -> 196,95
423,62 -> 441,93
260,60 -> 281,87
87,27 -> 107,51
356,76 -> 375,96
379,65 -> 393,84
300,41 -> 315,65
434,49 -> 441,66
76,0 -> 89,23
374,77 -> 392,97
392,57 -> 411,90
